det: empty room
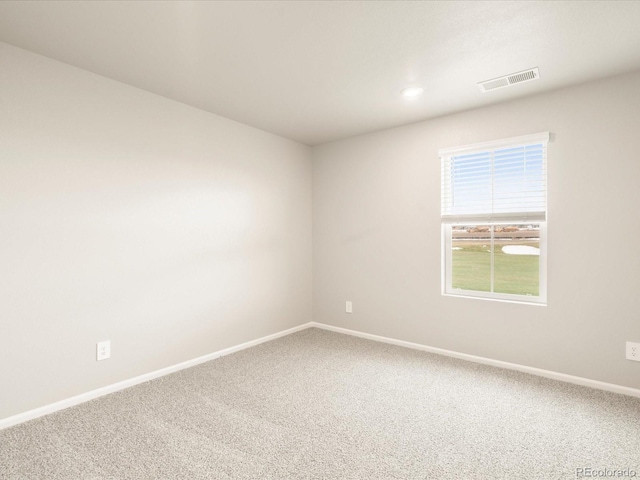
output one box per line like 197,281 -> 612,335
1,1 -> 640,479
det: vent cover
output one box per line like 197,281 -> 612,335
478,68 -> 540,93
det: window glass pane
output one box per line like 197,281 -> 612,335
493,224 -> 540,296
451,225 -> 491,292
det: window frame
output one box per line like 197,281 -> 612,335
440,133 -> 549,306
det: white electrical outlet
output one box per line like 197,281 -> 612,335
346,301 -> 353,314
97,340 -> 111,361
626,342 -> 640,362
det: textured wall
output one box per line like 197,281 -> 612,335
0,43 -> 312,420
313,71 -> 640,389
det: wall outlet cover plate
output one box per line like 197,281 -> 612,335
626,341 -> 640,362
97,340 -> 111,361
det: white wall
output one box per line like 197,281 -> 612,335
0,42 -> 312,420
313,71 -> 640,390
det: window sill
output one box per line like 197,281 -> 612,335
442,292 -> 547,307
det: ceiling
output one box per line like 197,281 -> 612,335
1,1 -> 640,146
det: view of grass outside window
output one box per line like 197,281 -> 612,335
451,224 -> 540,296
440,132 -> 548,304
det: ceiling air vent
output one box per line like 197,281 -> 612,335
478,67 -> 540,93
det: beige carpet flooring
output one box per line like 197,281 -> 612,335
1,328 -> 639,479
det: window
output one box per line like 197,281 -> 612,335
440,132 -> 548,304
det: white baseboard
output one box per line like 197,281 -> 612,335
0,322 -> 313,431
310,322 -> 640,399
3,320 -> 638,431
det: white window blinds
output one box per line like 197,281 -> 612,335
440,132 -> 548,223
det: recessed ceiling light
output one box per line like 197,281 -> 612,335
401,86 -> 424,98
